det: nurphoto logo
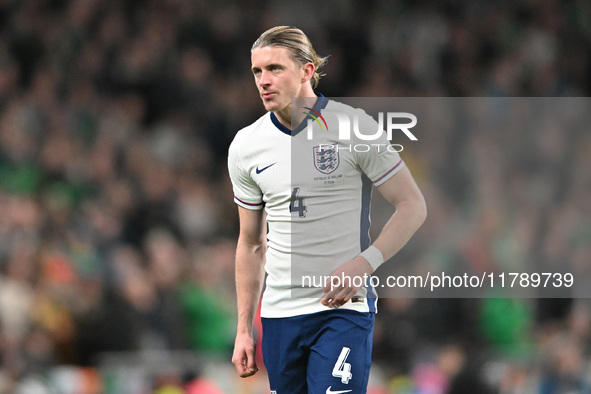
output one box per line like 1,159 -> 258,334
305,110 -> 418,153
303,106 -> 329,131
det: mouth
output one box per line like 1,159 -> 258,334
261,92 -> 276,100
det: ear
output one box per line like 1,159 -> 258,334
301,62 -> 315,84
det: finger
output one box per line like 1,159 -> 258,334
323,274 -> 343,294
240,366 -> 258,378
321,287 -> 336,306
321,291 -> 339,306
330,287 -> 351,303
329,288 -> 356,307
238,360 -> 258,377
233,348 -> 257,378
232,355 -> 247,376
323,284 -> 343,299
236,357 -> 258,378
244,349 -> 258,377
341,287 -> 358,303
329,297 -> 345,307
323,282 -> 339,294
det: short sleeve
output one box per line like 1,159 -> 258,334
227,142 -> 264,210
354,111 -> 405,186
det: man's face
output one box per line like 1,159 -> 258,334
251,46 -> 306,113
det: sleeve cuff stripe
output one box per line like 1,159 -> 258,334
373,159 -> 404,184
234,196 -> 264,206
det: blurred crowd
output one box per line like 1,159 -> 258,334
0,0 -> 590,392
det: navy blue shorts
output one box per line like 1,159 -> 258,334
262,309 -> 375,394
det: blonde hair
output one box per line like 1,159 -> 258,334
252,26 -> 328,89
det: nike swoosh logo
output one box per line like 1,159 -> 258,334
256,163 -> 276,174
326,387 -> 352,394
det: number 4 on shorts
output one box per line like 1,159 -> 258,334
332,347 -> 352,384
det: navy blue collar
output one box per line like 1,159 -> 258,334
270,93 -> 329,136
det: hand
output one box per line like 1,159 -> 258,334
232,332 -> 259,378
321,256 -> 374,308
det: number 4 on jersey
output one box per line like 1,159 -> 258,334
289,187 -> 307,217
332,347 -> 352,384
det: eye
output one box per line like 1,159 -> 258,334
271,65 -> 281,71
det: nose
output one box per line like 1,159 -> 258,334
258,70 -> 270,88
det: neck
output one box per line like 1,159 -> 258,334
274,87 -> 317,130
275,106 -> 293,129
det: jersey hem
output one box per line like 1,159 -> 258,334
260,299 -> 374,318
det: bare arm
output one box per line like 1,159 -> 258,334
372,166 -> 427,261
231,206 -> 267,377
322,166 -> 427,307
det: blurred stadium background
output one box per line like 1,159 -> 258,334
0,0 -> 590,393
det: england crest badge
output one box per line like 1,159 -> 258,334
313,145 -> 339,174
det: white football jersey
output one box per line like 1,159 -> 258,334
228,98 -> 405,318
